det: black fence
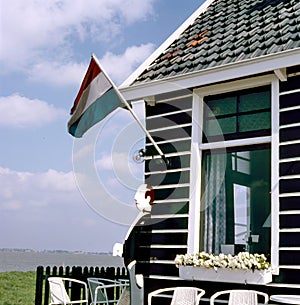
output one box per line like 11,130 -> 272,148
35,265 -> 128,305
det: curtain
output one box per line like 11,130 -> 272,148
201,152 -> 227,254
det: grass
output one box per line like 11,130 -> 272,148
0,271 -> 36,305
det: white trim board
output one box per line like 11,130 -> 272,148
120,48 -> 300,101
189,75 -> 279,273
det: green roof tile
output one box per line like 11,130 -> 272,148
133,0 -> 300,85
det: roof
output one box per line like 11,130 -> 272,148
127,0 -> 300,86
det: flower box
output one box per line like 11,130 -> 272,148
179,266 -> 272,285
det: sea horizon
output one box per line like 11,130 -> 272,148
0,248 -> 125,272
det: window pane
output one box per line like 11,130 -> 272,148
201,152 -> 227,254
234,184 -> 250,245
239,112 -> 271,132
206,117 -> 236,136
206,96 -> 236,116
239,91 -> 271,112
232,151 -> 250,174
201,146 -> 271,255
203,87 -> 271,141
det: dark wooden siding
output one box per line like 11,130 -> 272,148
137,94 -> 193,277
132,73 -> 300,300
276,74 -> 300,285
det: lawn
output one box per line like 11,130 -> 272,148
0,271 -> 36,305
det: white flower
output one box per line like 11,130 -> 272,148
174,251 -> 271,271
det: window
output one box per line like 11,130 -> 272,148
199,86 -> 272,256
203,87 -> 271,142
201,145 -> 271,255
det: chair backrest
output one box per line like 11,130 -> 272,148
229,290 -> 257,305
117,287 -> 130,305
172,287 -> 205,305
148,287 -> 205,305
87,278 -> 109,304
127,260 -> 144,305
48,277 -> 71,304
210,290 -> 269,305
88,277 -> 129,305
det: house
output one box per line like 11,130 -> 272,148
120,0 -> 300,302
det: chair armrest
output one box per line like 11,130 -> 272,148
148,287 -> 205,305
61,278 -> 87,287
92,282 -> 129,304
61,278 -> 88,302
148,287 -> 176,305
95,283 -> 128,290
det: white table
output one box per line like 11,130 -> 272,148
270,295 -> 300,304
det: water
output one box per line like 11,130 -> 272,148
0,249 -> 125,272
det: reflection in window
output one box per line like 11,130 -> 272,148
232,151 -> 250,175
200,146 -> 271,255
234,184 -> 250,246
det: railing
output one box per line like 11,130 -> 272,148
35,265 -> 128,305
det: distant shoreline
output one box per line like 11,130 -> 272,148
0,249 -> 124,272
0,248 -> 111,255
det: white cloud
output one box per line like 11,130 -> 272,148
95,151 -> 143,189
27,43 -> 155,87
0,167 -> 78,211
0,94 -> 67,127
0,0 -> 156,68
96,152 -> 132,173
101,44 -> 156,85
38,169 -> 76,192
28,61 -> 87,86
0,166 -> 130,252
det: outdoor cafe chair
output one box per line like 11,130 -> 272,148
210,289 -> 269,305
87,277 -> 129,305
48,277 -> 88,305
148,287 -> 205,305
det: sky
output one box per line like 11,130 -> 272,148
0,0 -> 204,253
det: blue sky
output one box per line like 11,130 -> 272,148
0,0 -> 204,253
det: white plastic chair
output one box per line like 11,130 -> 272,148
87,277 -> 129,305
148,287 -> 205,305
48,277 -> 88,305
116,286 -> 130,305
210,289 -> 269,305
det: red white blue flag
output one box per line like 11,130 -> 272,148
68,55 -> 123,138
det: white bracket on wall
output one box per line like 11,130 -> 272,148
274,68 -> 287,82
145,96 -> 156,106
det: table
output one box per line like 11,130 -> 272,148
270,295 -> 300,304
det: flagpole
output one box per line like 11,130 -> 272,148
92,54 -> 167,162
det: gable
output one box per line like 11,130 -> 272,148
129,0 -> 300,86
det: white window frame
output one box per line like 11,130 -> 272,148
188,74 -> 280,274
